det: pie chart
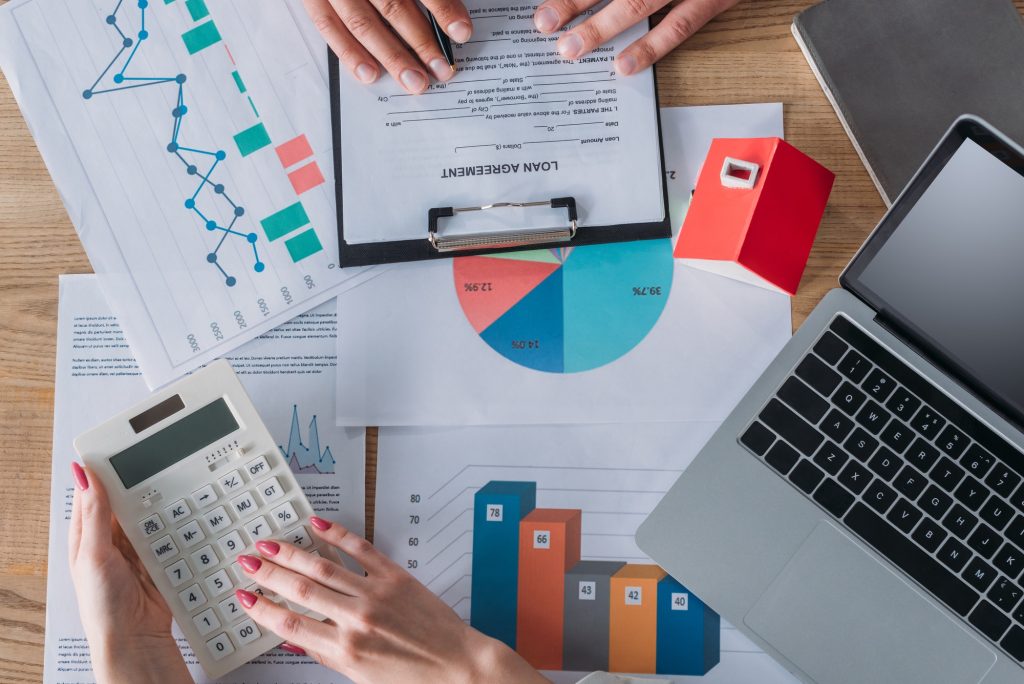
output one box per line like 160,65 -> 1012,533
453,239 -> 674,373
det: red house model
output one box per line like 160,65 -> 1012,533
674,137 -> 835,295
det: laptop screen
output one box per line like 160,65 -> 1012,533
845,121 -> 1024,427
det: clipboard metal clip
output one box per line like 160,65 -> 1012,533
428,197 -> 578,253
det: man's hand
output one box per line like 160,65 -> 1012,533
533,0 -> 739,75
303,0 -> 474,94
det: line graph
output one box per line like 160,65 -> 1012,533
81,0 -> 262,287
279,405 -> 335,475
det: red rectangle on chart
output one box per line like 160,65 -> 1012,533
276,134 -> 314,168
288,162 -> 326,195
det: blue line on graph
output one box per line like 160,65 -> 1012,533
81,0 -> 264,286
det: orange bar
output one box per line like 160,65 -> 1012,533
609,564 -> 666,674
516,508 -> 582,670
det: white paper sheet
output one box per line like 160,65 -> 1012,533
45,275 -> 363,684
338,0 -> 664,244
373,424 -> 800,684
0,1 -> 377,389
334,100 -> 788,426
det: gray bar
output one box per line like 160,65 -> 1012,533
563,560 -> 625,672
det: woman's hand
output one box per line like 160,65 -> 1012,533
235,517 -> 549,684
302,0 -> 473,94
68,463 -> 192,684
533,0 -> 739,75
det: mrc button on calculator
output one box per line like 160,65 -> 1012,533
74,359 -> 338,678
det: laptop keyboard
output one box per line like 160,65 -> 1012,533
740,314 -> 1024,664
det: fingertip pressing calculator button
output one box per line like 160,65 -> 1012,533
193,608 -> 221,636
245,455 -> 271,479
165,558 -> 194,588
139,513 -> 165,537
191,545 -> 220,572
192,484 -> 218,509
231,618 -> 262,646
217,530 -> 246,557
230,491 -> 259,517
151,535 -> 179,561
219,469 -> 244,493
165,499 -> 192,523
244,515 -> 273,541
204,506 -> 232,533
218,594 -> 243,622
207,632 -> 235,660
270,501 -> 298,530
258,477 -> 286,503
179,584 -> 208,612
247,583 -> 279,601
284,526 -> 313,549
176,520 -> 206,549
204,569 -> 234,598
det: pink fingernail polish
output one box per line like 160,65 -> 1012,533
255,540 -> 280,557
310,516 -> 332,531
238,554 -> 262,573
71,462 -> 89,491
280,642 -> 307,656
236,589 -> 258,609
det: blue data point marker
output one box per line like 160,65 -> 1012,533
113,74 -> 124,84
215,150 -> 226,161
106,15 -> 117,24
206,220 -> 217,231
187,165 -> 198,175
254,262 -> 265,273
207,253 -> 217,263
123,38 -> 133,48
234,207 -> 245,217
167,142 -> 179,153
247,233 -> 257,244
225,276 -> 237,287
173,106 -> 187,117
82,90 -> 93,99
184,198 -> 195,209
176,74 -> 187,84
138,30 -> 149,40
138,0 -> 148,8
213,184 -> 225,194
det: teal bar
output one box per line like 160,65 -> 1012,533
231,70 -> 246,93
260,202 -> 310,242
285,229 -> 324,262
181,20 -> 221,55
233,122 -> 271,158
185,0 -> 209,20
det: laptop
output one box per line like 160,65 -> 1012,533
636,116 -> 1024,684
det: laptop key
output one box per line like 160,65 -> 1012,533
932,457 -> 966,492
994,543 -> 1024,581
1010,482 -> 1024,513
789,460 -> 826,494
813,441 -> 848,476
961,444 -> 995,479
886,497 -> 922,533
880,420 -> 913,454
778,377 -> 829,424
864,480 -> 897,515
759,399 -> 823,456
868,447 -> 901,481
764,442 -> 800,475
844,428 -> 879,462
906,438 -> 941,473
920,485 -> 954,520
740,422 -> 775,456
885,389 -> 921,422
1006,516 -> 1024,548
989,577 -> 1023,613
980,498 -> 1013,531
937,537 -> 972,573
838,460 -> 872,495
794,355 -> 842,397
813,479 -> 855,518
821,409 -> 855,442
986,466 -> 1021,500
813,331 -> 848,365
911,406 -> 947,438
845,503 -> 978,616
942,504 -> 978,539
912,517 -> 947,553
964,558 -> 998,593
953,476 -> 988,512
969,601 -> 1011,642
834,382 -> 867,416
893,465 -> 927,500
861,368 -> 896,402
937,424 -> 969,459
855,400 -> 891,435
1000,625 -> 1024,661
837,349 -> 871,383
967,523 -> 1001,559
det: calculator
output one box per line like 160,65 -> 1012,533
74,359 -> 337,678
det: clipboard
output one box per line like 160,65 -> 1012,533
327,47 -> 672,267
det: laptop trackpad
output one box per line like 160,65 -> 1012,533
744,521 -> 995,684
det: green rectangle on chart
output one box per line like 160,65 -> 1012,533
260,202 -> 310,241
185,0 -> 209,20
232,70 -> 246,93
285,229 -> 324,262
181,20 -> 221,54
233,122 -> 271,157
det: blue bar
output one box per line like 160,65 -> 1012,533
470,481 -> 536,650
655,575 -> 721,675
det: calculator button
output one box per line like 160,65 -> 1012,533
217,530 -> 247,556
139,513 -> 165,537
192,484 -> 219,509
270,501 -> 299,530
193,608 -> 221,636
164,499 -> 192,524
219,469 -> 245,493
285,526 -> 313,549
245,515 -> 274,541
151,535 -> 179,561
207,632 -> 235,660
231,618 -> 262,646
179,584 -> 208,612
246,455 -> 272,479
176,520 -> 206,549
191,545 -> 220,571
231,491 -> 260,517
204,505 -> 233,533
258,477 -> 286,503
204,569 -> 234,598
247,583 -> 279,600
218,594 -> 243,622
165,559 -> 194,588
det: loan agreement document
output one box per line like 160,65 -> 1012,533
337,0 -> 666,243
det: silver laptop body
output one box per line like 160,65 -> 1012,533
637,116 -> 1024,684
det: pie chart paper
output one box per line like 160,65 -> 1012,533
454,241 -> 674,373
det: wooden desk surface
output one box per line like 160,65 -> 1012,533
4,0 -> 996,679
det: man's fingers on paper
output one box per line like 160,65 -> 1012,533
421,0 -> 473,43
311,519 -> 394,576
533,0 -> 602,34
327,0 -> 431,94
304,0 -> 380,84
238,590 -> 335,654
255,540 -> 367,596
554,0 -> 670,61
364,0 -> 454,82
615,0 -> 737,75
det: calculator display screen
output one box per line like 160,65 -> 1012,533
109,398 -> 239,488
